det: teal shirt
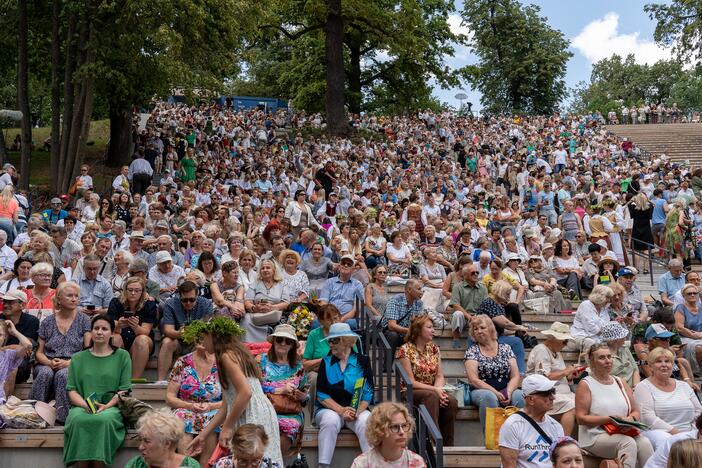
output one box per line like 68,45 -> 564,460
303,326 -> 330,360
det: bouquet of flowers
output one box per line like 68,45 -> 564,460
287,303 -> 315,340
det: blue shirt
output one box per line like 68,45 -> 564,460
382,294 -> 424,329
319,276 -> 364,314
162,296 -> 214,330
652,198 -> 667,224
76,275 -> 114,309
658,271 -> 685,299
315,352 -> 373,413
537,191 -> 554,211
41,209 -> 68,225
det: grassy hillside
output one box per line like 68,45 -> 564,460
3,119 -> 112,187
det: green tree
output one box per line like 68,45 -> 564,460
460,0 -> 571,115
645,1 -> 702,64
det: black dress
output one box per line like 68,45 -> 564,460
629,204 -> 654,251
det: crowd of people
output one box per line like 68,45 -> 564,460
1,103 -> 702,467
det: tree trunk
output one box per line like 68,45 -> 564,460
49,0 -> 62,194
17,0 -> 31,190
324,0 -> 350,136
105,105 -> 133,168
0,131 -> 6,166
58,12 -> 77,187
347,41 -> 362,115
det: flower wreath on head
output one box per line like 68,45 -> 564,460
181,316 -> 246,345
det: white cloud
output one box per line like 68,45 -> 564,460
447,14 -> 471,37
572,12 -> 671,65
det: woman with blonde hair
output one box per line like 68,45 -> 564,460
629,192 -> 654,273
242,258 -> 289,342
667,439 -> 702,468
351,402 -> 426,467
125,409 -> 200,467
0,184 -> 19,244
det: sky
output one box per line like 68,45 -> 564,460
435,0 -> 674,111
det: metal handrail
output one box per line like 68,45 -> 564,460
417,404 -> 444,468
377,331 -> 394,402
393,360 -> 413,409
625,236 -> 674,286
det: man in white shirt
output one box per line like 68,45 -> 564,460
148,251 -> 185,301
499,374 -> 565,468
0,230 -> 18,274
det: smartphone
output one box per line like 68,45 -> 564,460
122,311 -> 135,318
86,304 -> 96,311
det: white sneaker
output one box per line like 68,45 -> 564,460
152,380 -> 168,385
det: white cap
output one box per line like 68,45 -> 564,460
155,250 -> 172,264
522,374 -> 557,396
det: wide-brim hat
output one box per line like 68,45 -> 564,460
600,321 -> 629,342
35,400 -> 57,426
598,255 -> 620,271
267,324 -> 298,343
323,323 -> 360,341
541,322 -> 573,341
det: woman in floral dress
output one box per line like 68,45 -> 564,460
166,341 -> 223,467
258,325 -> 308,458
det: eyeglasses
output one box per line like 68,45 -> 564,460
686,291 -> 699,296
33,273 -> 51,278
2,299 -> 17,305
531,388 -> 557,397
180,297 -> 197,303
275,337 -> 295,345
469,271 -> 480,276
389,423 -> 411,434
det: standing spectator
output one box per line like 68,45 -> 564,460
129,153 -> 154,196
629,193 -> 654,274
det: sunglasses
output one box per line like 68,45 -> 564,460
531,388 -> 557,397
180,297 -> 197,303
274,337 -> 295,346
328,337 -> 341,344
2,299 -> 17,305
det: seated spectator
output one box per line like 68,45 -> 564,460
237,248 -> 258,292
644,414 -> 702,468
527,322 -> 579,435
674,284 -> 702,375
601,321 -> 640,388
364,265 -> 390,320
63,315 -> 131,467
29,281 -> 91,424
128,258 -> 160,300
636,323 -> 697,390
634,347 -> 702,451
149,250 -> 186,301
73,237 -> 115,282
418,247 -> 446,289
498,374 -> 565,467
659,259 -> 685,307
214,423 -> 282,468
382,279 -> 424,359
259,324 -> 308,457
672,271 -> 702,307
315,323 -> 373,468
363,223 -> 387,269
0,289 -> 38,393
475,280 -> 530,374
33,251 -> 66,288
210,260 -> 245,320
570,285 -> 614,352
575,343 -> 653,468
107,277 -> 156,378
386,231 -> 413,277
110,249 -> 133,295
166,332 -> 223,467
581,243 -> 603,289
396,314 -> 457,446
552,239 -> 584,299
48,225 -> 81,269
464,315 -> 525,430
243,258 -> 289,343
279,249 -> 309,303
300,241 -> 335,296
550,437 -> 584,468
448,263 -> 488,348
303,304 -> 342,412
525,255 -> 569,313
125,409 -> 200,468
594,256 -> 619,286
0,256 -> 33,291
148,234 -> 186,269
350,402 -> 426,467
0,230 -> 18,274
618,267 -> 648,322
667,438 -> 702,468
0,314 -> 33,403
25,261 -> 57,322
319,254 -> 364,330
157,280 -> 214,382
75,254 -> 114,316
608,282 -> 636,328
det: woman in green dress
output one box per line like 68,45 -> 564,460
180,148 -> 197,182
63,315 -> 132,468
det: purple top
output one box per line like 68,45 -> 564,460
0,348 -> 24,403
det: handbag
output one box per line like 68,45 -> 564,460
108,391 -> 153,428
0,396 -> 51,429
485,406 -> 520,450
267,393 -> 302,414
458,380 -> 472,407
251,309 -> 283,326
442,384 -> 464,408
68,180 -> 78,196
521,296 -> 550,315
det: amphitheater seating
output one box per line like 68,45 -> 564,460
607,123 -> 702,165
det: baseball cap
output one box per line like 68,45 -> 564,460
645,324 -> 674,341
1,289 -> 28,303
522,374 -> 557,396
51,197 -> 62,205
339,254 -> 355,264
618,267 -> 636,277
155,250 -> 172,264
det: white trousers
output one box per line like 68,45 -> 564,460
314,408 -> 372,464
642,429 -> 673,451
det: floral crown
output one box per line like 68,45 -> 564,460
181,316 -> 246,345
